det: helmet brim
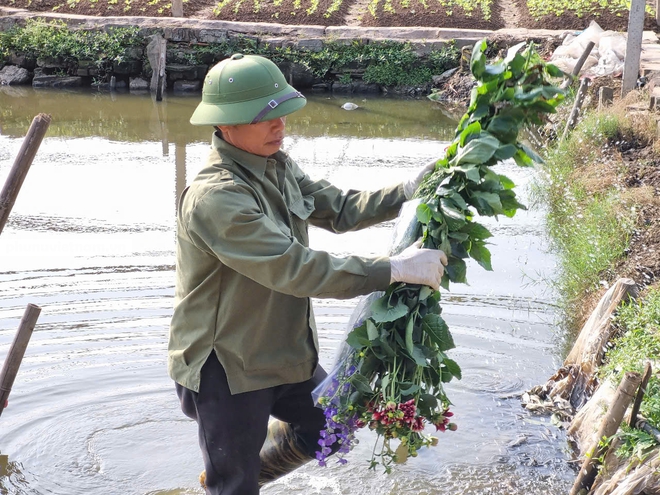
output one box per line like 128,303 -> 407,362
190,83 -> 307,126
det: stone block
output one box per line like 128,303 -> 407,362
260,37 -> 287,50
173,79 -> 202,92
332,82 -> 353,93
166,63 -> 207,81
130,77 -> 150,90
196,29 -> 228,44
351,81 -> 380,93
36,56 -> 63,69
164,27 -> 193,42
296,38 -> 324,52
0,65 -> 31,85
33,75 -> 83,88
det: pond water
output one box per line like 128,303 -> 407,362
0,87 -> 575,494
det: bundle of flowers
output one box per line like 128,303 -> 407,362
314,39 -> 565,472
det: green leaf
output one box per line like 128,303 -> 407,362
400,383 -> 420,396
370,294 -> 409,323
520,143 -> 544,164
410,344 -> 429,367
452,134 -> 501,166
443,358 -> 462,379
513,148 -> 534,167
440,198 -> 467,229
545,63 -> 565,78
470,190 -> 503,215
484,61 -> 506,77
366,319 -> 379,341
498,174 -> 516,190
416,202 -> 433,224
419,393 -> 438,412
460,221 -> 492,240
350,373 -> 373,394
470,241 -> 492,271
360,353 -> 382,378
445,256 -> 467,284
470,39 -> 487,78
346,323 -> 370,349
422,313 -> 455,351
459,121 -> 481,147
418,286 -> 434,301
455,163 -> 481,183
495,143 -> 519,161
379,334 -> 397,357
487,116 -> 519,144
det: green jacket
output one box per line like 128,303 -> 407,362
168,132 -> 406,394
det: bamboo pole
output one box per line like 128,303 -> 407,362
562,78 -> 591,141
0,304 -> 42,418
560,41 -> 596,90
0,114 -> 51,237
569,371 -> 642,495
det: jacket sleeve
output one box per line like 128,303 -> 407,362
290,160 -> 407,234
183,181 -> 392,299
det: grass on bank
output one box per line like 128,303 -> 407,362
536,94 -> 657,327
537,91 -> 660,462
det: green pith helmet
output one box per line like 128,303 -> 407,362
190,53 -> 306,126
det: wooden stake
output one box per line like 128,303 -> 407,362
156,38 -> 167,102
622,0 -> 646,96
569,371 -> 642,495
0,114 -> 51,237
172,0 -> 183,16
0,304 -> 42,418
561,41 -> 596,90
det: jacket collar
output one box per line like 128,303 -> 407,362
212,131 -> 288,181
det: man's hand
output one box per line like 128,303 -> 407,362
403,159 -> 438,200
389,240 -> 448,290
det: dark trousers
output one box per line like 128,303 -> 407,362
176,352 -> 327,495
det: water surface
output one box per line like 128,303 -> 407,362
0,87 -> 574,494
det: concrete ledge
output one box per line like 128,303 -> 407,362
0,6 -> 573,44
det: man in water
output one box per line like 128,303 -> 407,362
169,53 -> 447,494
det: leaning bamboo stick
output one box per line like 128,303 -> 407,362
0,113 -> 51,237
629,362 -> 652,427
562,78 -> 591,141
569,371 -> 642,495
0,304 -> 42,418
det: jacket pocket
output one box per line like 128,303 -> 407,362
288,195 -> 315,245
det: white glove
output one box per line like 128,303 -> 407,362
403,159 -> 438,200
390,240 -> 448,290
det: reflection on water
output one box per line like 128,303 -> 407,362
0,88 -> 573,494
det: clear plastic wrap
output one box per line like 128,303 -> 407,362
312,199 -> 422,406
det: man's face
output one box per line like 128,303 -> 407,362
218,116 -> 286,157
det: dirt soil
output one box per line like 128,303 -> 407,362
1,0 -> 659,30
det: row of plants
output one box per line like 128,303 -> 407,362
211,0 -> 493,21
0,20 -> 461,87
526,0 -> 655,21
2,0 -> 179,15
